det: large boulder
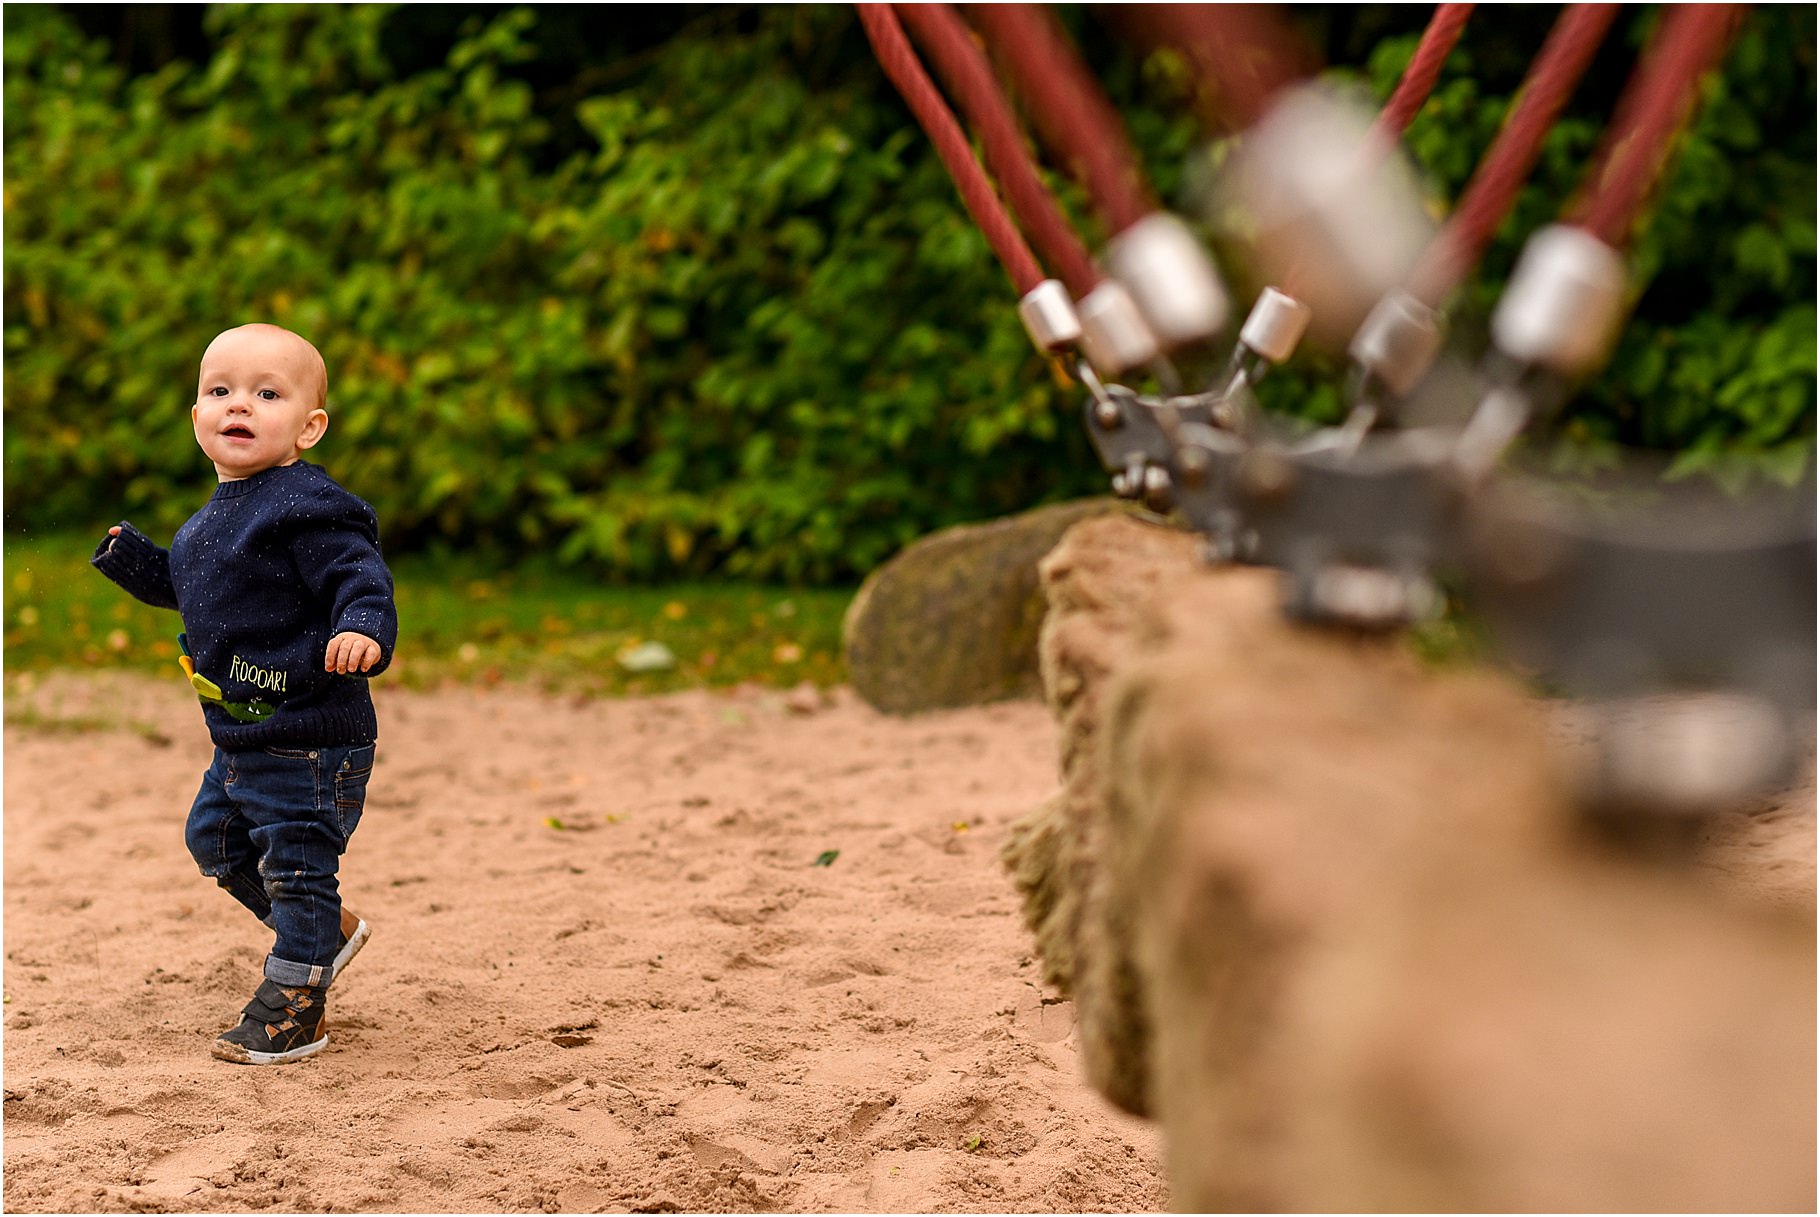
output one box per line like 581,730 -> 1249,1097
843,498 -> 1123,715
1011,511 -> 1816,1211
1003,511 -> 1212,1115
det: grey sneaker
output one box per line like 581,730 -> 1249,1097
212,980 -> 328,1065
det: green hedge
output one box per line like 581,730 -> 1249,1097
5,5 -> 1812,581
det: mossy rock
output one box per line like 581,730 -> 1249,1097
843,499 -> 1122,715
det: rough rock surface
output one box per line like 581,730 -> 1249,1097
1002,513 -> 1212,1115
843,499 -> 1121,715
1011,512 -> 1816,1211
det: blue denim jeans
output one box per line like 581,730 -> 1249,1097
185,742 -> 374,988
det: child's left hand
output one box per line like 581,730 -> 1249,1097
326,631 -> 382,674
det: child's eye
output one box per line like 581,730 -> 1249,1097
209,387 -> 228,396
258,389 -> 279,401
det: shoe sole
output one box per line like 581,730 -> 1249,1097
211,1032 -> 329,1066
331,917 -> 371,983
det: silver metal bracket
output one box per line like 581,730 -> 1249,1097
1239,430 -> 1462,630
1466,480 -> 1816,814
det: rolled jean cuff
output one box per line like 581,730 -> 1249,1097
265,952 -> 331,988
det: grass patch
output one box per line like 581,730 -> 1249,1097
4,532 -> 856,697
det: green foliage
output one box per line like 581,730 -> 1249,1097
5,5 -> 1813,585
5,4 -> 1091,581
1247,6 -> 1816,476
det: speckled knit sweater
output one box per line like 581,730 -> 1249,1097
92,461 -> 396,749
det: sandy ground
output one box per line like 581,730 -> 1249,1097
3,672 -> 1165,1214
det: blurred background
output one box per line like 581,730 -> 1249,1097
4,4 -> 1813,693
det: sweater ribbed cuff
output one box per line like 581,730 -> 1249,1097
91,523 -> 178,610
92,521 -> 156,572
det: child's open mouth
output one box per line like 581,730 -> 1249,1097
223,425 -> 255,439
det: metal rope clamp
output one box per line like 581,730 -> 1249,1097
1214,282 -> 1462,630
1466,479 -> 1817,817
1079,365 -> 1218,513
1167,420 -> 1252,561
1238,428 -> 1463,630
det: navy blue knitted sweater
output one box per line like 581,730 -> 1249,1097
92,461 -> 397,750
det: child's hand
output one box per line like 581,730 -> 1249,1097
325,631 -> 382,674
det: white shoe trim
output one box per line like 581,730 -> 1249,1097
330,917 -> 371,984
213,1032 -> 329,1066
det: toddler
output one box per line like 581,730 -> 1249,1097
93,323 -> 397,1065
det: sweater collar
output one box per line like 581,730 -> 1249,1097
211,461 -> 313,500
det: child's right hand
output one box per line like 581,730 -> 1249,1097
108,526 -> 121,536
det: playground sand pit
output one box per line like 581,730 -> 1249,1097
4,672 -> 1164,1213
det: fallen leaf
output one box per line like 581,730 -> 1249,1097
619,641 -> 678,673
811,849 -> 840,867
543,816 -> 567,831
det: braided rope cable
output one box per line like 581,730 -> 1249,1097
1370,4 -> 1477,143
965,4 -> 1156,236
1408,3 -> 1621,308
1282,3 -> 1478,305
1570,4 -> 1748,248
856,4 -> 1044,294
895,4 -> 1101,298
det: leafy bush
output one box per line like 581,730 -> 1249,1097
4,5 -> 1812,583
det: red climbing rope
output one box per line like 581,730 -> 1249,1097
856,3 -> 1044,294
1370,4 -> 1476,144
965,4 -> 1157,237
1407,3 -> 1620,308
1283,3 -> 1479,304
1570,4 -> 1747,248
894,4 -> 1101,298
899,2 -> 1470,305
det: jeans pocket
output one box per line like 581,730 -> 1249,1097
333,743 -> 375,842
251,746 -> 322,810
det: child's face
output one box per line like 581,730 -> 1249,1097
192,325 -> 329,481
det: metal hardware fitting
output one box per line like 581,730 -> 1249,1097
1103,212 -> 1232,351
1217,84 -> 1434,344
1349,289 -> 1446,399
1492,224 -> 1627,377
1078,279 -> 1163,376
1466,479 -> 1815,814
1242,429 -> 1461,630
1239,287 -> 1313,365
1017,278 -> 1082,353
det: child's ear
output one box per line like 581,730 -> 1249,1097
297,407 -> 330,451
